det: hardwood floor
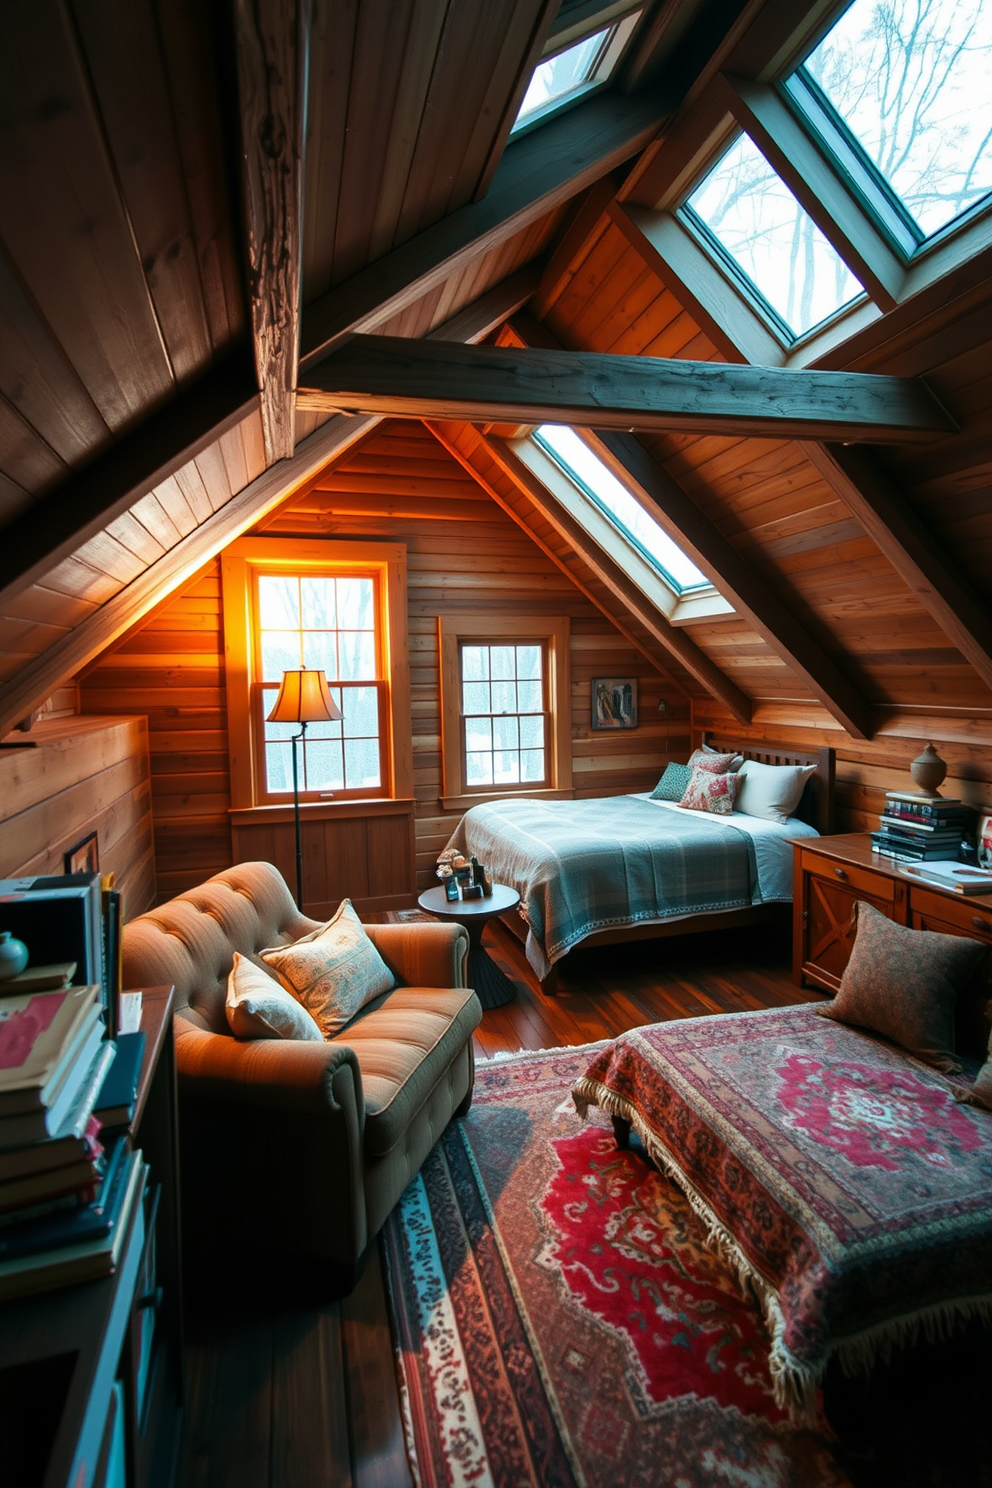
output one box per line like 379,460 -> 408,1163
177,917 -> 817,1487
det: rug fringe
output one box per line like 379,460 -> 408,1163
572,1076 -> 821,1426
477,1038 -> 612,1066
832,1294 -> 992,1376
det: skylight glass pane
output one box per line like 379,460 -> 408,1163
534,425 -> 709,593
803,0 -> 992,240
513,27 -> 610,132
686,134 -> 863,339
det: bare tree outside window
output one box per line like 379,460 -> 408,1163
805,0 -> 992,239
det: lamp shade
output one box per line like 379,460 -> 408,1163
266,668 -> 342,725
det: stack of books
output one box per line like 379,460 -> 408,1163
0,986 -> 144,1300
870,792 -> 974,864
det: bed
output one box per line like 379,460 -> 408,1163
444,737 -> 834,995
573,1005 -> 992,1423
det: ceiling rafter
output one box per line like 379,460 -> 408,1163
298,86 -> 668,370
233,0 -> 309,463
297,334 -> 956,441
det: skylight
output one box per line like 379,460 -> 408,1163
684,133 -> 864,340
798,0 -> 992,244
533,425 -> 710,594
511,11 -> 641,136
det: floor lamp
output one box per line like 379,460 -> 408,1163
267,668 -> 342,909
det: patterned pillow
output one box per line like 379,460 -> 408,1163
261,899 -> 395,1037
649,761 -> 692,801
225,952 -> 324,1042
688,748 -> 742,774
677,766 -> 739,815
817,900 -> 987,1072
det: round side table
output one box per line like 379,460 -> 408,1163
417,882 -> 521,1009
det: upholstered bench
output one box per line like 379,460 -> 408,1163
122,862 -> 482,1286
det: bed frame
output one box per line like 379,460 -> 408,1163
500,737 -> 836,997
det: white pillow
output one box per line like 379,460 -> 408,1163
261,899 -> 395,1038
225,952 -> 324,1041
733,759 -> 816,824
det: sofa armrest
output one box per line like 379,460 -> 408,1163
363,921 -> 468,988
175,1017 -> 365,1133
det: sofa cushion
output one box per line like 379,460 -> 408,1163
225,953 -> 324,1042
333,985 -> 481,1156
261,899 -> 395,1037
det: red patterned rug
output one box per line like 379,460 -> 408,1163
382,1044 -> 849,1488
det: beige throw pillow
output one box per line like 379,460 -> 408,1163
261,899 -> 395,1037
225,952 -> 324,1042
733,759 -> 815,823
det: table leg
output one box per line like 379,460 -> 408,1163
465,920 -> 518,1009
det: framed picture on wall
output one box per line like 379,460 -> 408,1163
591,677 -> 638,730
64,831 -> 99,876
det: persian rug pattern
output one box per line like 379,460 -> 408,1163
573,1006 -> 992,1418
383,1046 -> 847,1488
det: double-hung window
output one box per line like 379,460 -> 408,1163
222,538 -> 412,809
439,615 -> 571,810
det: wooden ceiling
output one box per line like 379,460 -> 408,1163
1,0 -> 991,743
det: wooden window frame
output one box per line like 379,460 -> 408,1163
439,613 -> 572,812
222,537 -> 413,817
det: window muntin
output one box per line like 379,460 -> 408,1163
534,425 -> 710,593
460,642 -> 547,789
254,571 -> 386,799
798,0 -> 992,245
683,133 -> 865,340
511,11 -> 641,135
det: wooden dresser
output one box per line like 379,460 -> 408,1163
793,833 -> 992,992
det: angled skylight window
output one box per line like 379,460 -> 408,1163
534,425 -> 710,594
684,133 -> 865,341
511,11 -> 641,136
797,0 -> 992,244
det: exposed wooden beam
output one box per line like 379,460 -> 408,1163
0,415 -> 380,741
298,87 -> 668,369
298,335 -> 956,442
234,0 -> 309,462
423,264 -> 541,346
800,442 -> 992,693
427,421 -> 694,699
472,0 -> 561,203
532,175 -> 619,319
593,431 -> 874,738
0,353 -> 259,606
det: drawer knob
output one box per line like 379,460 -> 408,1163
834,867 -> 849,881
972,916 -> 991,933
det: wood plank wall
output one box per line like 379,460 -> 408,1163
0,715 -> 155,919
79,420 -> 688,901
79,563 -> 231,902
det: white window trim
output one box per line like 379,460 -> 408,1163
221,537 -> 413,817
439,612 -> 572,812
513,435 -> 734,625
510,6 -> 643,137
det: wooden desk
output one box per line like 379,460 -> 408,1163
793,834 -> 992,991
0,986 -> 182,1488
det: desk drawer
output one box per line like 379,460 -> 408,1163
909,886 -> 992,942
804,853 -> 901,905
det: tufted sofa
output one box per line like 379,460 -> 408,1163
122,862 -> 482,1286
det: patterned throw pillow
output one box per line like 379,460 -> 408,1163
817,900 -> 987,1072
649,762 -> 693,801
688,748 -> 742,774
261,899 -> 395,1038
677,766 -> 739,815
225,952 -> 324,1042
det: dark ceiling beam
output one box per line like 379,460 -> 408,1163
298,335 -> 956,442
298,87 -> 669,370
593,431 -> 874,739
233,0 -> 309,462
800,442 -> 992,693
0,352 -> 259,606
478,432 -> 752,723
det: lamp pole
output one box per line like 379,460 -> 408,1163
290,720 -> 308,910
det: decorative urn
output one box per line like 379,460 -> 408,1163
909,742 -> 947,798
0,931 -> 28,982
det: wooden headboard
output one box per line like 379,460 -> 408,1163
701,734 -> 836,836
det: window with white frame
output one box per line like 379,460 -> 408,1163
511,7 -> 643,135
